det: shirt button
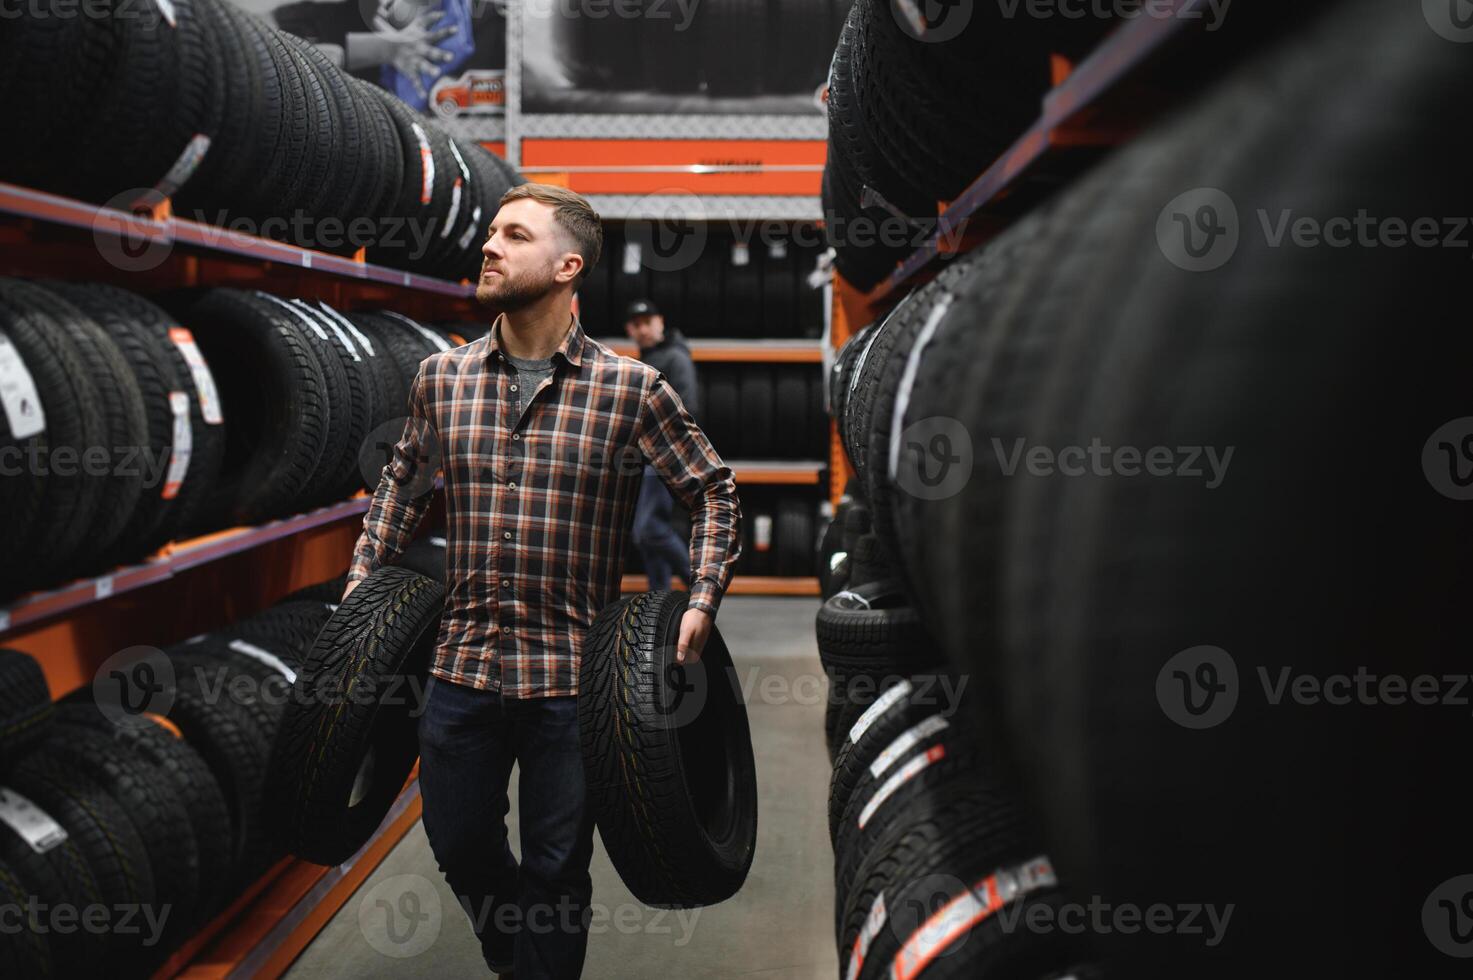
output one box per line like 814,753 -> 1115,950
503,531 -> 512,540
511,433 -> 520,440
510,384 -> 518,392
502,625 -> 511,633
507,481 -> 517,490
501,579 -> 510,588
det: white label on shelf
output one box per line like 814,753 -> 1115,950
753,514 -> 773,552
94,575 -> 114,600
622,241 -> 642,275
411,123 -> 435,205
847,679 -> 913,746
858,744 -> 945,830
870,714 -> 949,780
889,292 -> 954,483
380,311 -> 452,352
768,241 -> 787,260
0,330 -> 45,439
731,242 -> 750,267
168,326 -> 223,424
151,133 -> 210,200
228,639 -> 297,683
152,0 -> 177,27
302,252 -> 313,269
163,390 -> 193,500
0,788 -> 68,853
292,299 -> 360,361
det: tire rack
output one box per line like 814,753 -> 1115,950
825,0 -> 1262,506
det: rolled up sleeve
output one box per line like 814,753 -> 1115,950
636,374 -> 742,617
348,365 -> 438,583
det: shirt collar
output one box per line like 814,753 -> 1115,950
484,312 -> 586,368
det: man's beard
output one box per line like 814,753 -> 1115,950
476,266 -> 556,312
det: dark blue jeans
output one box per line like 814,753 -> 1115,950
418,675 -> 597,978
631,465 -> 690,590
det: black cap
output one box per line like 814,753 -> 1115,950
624,299 -> 660,321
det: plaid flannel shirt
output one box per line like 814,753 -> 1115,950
347,313 -> 742,698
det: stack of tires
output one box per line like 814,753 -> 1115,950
826,2 -> 1473,975
0,573 -> 348,976
0,0 -> 521,282
0,279 -> 458,601
699,364 -> 828,460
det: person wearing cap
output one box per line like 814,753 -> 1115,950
625,299 -> 701,590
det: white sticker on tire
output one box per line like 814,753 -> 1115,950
227,639 -> 297,683
168,327 -> 223,424
380,311 -> 452,352
163,390 -> 192,499
315,303 -> 377,357
844,892 -> 887,980
0,330 -> 45,439
254,291 -> 327,340
888,293 -> 954,483
857,744 -> 945,830
150,133 -> 210,200
869,714 -> 949,780
411,123 -> 435,206
0,788 -> 68,853
291,298 -> 360,362
847,678 -> 913,745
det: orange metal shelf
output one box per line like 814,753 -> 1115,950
154,774 -> 423,980
0,181 -> 477,298
728,460 -> 826,485
599,337 -> 824,363
0,496 -> 372,641
621,574 -> 820,597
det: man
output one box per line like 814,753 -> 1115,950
623,298 -> 700,591
344,183 -> 742,979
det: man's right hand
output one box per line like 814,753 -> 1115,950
342,579 -> 362,602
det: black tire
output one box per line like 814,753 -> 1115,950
579,591 -> 757,907
223,599 -> 337,663
282,574 -> 350,605
0,279 -> 106,592
835,784 -> 1081,980
773,497 -> 814,576
721,243 -> 762,339
827,673 -> 965,844
346,313 -> 413,423
267,566 -> 443,866
703,369 -> 740,459
773,370 -> 810,458
33,722 -> 201,942
363,85 -> 443,272
39,284 -> 188,563
0,857 -> 52,977
6,750 -> 159,968
0,648 -> 53,765
737,368 -> 775,458
172,289 -> 329,525
701,0 -> 766,97
50,705 -> 232,945
393,535 -> 448,583
22,283 -> 149,572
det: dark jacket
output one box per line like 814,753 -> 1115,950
638,329 -> 700,421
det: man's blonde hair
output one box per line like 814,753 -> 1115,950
500,183 -> 603,286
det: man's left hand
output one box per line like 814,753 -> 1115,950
676,607 -> 713,664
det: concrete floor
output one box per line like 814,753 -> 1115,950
284,597 -> 836,980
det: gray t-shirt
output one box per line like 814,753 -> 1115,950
504,352 -> 555,417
